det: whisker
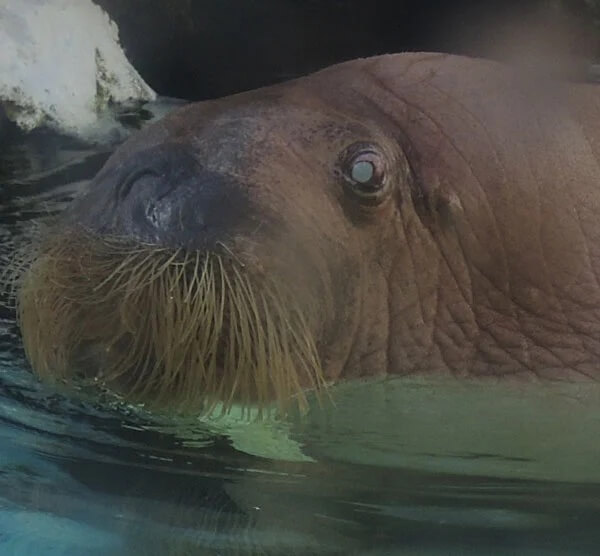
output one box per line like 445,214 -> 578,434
15,229 -> 326,416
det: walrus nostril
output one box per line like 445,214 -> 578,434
145,200 -> 160,228
116,168 -> 161,202
125,168 -> 252,247
67,143 -> 259,250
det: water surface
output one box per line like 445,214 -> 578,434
2,111 -> 600,555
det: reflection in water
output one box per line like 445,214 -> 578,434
2,110 -> 600,554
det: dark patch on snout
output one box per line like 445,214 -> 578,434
64,143 -> 263,251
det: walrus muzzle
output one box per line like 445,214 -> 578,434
12,230 -> 325,413
3,135 -> 335,414
5,74 -> 375,413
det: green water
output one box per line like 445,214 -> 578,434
2,109 -> 600,555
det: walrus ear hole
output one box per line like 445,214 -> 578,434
337,143 -> 391,206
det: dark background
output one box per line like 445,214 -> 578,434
95,0 -> 600,100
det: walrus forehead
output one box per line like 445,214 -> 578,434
185,102 -> 379,168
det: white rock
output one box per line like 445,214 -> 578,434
0,0 -> 156,139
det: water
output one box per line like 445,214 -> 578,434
2,109 -> 600,555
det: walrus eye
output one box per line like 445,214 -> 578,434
351,160 -> 375,183
338,143 -> 389,204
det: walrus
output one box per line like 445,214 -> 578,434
10,52 -> 600,414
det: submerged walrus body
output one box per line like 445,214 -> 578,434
13,52 -> 600,411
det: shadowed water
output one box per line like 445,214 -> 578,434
2,109 -> 600,555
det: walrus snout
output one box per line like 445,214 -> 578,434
68,143 -> 258,252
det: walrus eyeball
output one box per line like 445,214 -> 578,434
337,142 -> 390,205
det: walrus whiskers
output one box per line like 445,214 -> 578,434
0,240 -> 40,312
12,232 -> 326,414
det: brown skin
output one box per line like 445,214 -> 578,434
17,52 -> 600,409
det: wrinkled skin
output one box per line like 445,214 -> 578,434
20,52 -> 600,399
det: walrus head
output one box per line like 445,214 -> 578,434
12,57 -> 413,413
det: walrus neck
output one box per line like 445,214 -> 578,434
351,216 -> 600,381
383,248 -> 600,382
